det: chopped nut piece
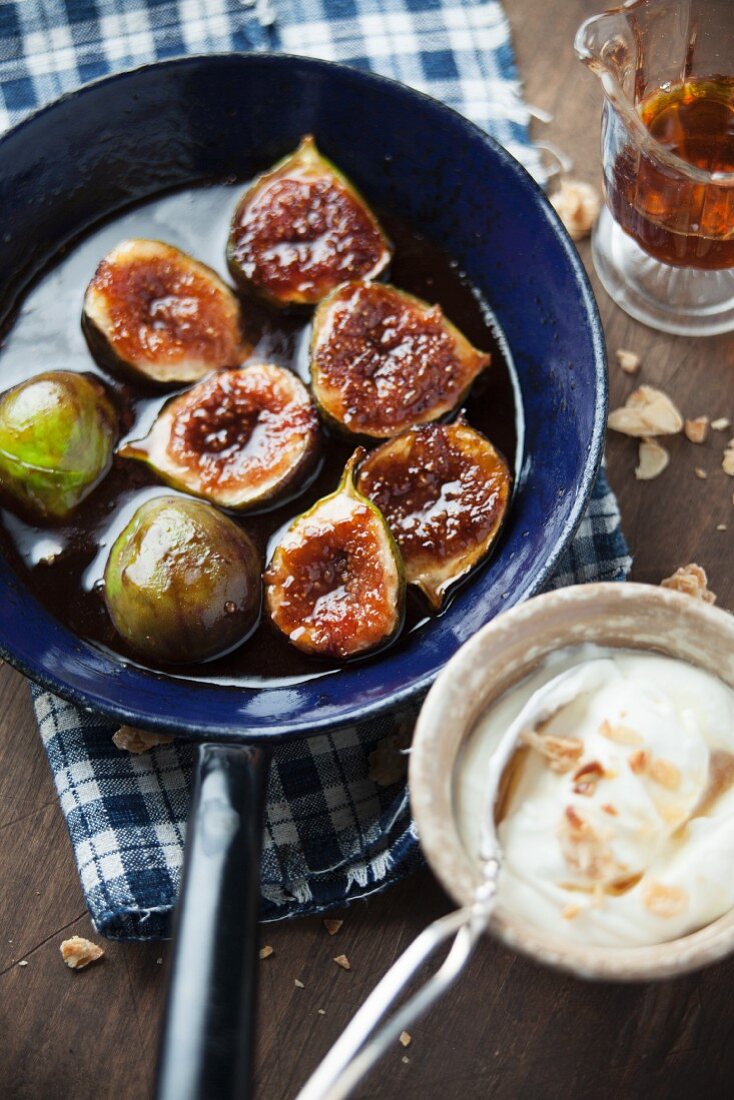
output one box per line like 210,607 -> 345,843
294,979 -> 305,988
259,945 -> 274,960
572,760 -> 605,796
723,441 -> 734,477
600,719 -> 642,745
112,726 -> 174,754
608,385 -> 683,437
562,904 -> 581,920
333,954 -> 351,971
660,563 -> 716,604
400,1031 -> 412,1047
402,1056 -> 410,1065
17,960 -> 28,967
712,417 -> 731,432
643,881 -> 688,918
648,758 -> 681,790
694,467 -> 708,480
323,918 -> 344,936
60,936 -> 104,970
685,416 -> 709,444
636,439 -> 669,480
521,729 -> 583,772
615,348 -> 641,375
628,750 -> 649,775
317,1009 -> 326,1015
717,524 -> 728,531
558,806 -> 619,882
549,178 -> 601,240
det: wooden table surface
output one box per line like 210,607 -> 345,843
1,1 -> 733,1097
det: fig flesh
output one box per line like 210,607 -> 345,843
356,421 -> 511,609
227,135 -> 392,307
119,364 -> 320,511
264,452 -> 404,659
103,496 -> 260,665
83,239 -> 248,385
310,281 -> 490,438
0,371 -> 117,521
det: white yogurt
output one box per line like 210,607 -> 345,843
457,647 -> 734,948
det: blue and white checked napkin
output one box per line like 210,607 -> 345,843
2,0 -> 632,940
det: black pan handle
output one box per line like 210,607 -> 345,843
156,741 -> 272,1100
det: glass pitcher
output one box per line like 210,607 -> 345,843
575,0 -> 734,336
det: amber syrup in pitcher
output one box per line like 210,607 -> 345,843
607,77 -> 734,269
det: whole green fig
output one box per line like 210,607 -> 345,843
104,496 -> 261,665
0,371 -> 117,520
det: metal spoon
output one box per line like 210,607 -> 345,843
295,658 -> 614,1100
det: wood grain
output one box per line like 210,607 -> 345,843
1,1 -> 733,1097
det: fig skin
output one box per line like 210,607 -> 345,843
264,451 -> 405,660
103,496 -> 261,665
310,281 -> 490,439
118,364 -> 320,512
83,239 -> 249,386
227,135 -> 392,308
0,371 -> 117,521
356,420 -> 511,609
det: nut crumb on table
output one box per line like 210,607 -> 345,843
608,386 -> 683,437
112,726 -> 174,754
549,178 -> 600,240
685,416 -> 709,444
635,439 -> 669,480
333,954 -> 351,970
615,348 -> 641,374
660,564 -> 716,604
60,936 -> 104,970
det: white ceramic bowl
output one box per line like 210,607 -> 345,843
410,582 -> 734,980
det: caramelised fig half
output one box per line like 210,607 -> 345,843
357,420 -> 511,609
264,451 -> 404,660
310,281 -> 490,438
119,364 -> 320,511
103,496 -> 260,665
0,371 -> 117,521
227,135 -> 392,307
83,240 -> 249,385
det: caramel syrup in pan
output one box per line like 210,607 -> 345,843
0,184 -> 521,688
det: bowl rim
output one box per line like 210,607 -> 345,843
410,581 -> 734,980
0,52 -> 607,741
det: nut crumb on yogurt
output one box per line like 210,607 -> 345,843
464,647 -> 734,948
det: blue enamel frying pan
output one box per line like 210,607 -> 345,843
0,54 -> 606,1100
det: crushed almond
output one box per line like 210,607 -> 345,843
17,959 -> 28,967
562,904 -> 581,920
549,178 -> 601,240
399,1032 -> 412,1047
643,881 -> 688,918
636,439 -> 669,480
684,416 -> 709,444
717,524 -> 728,531
711,417 -> 731,432
60,936 -> 104,971
615,348 -> 641,374
112,726 -> 174,754
628,750 -> 649,775
607,385 -> 683,437
694,467 -> 708,480
572,760 -> 605,796
402,1056 -> 410,1065
648,757 -> 681,790
323,918 -> 344,936
333,954 -> 351,971
600,719 -> 642,745
294,979 -> 305,988
259,945 -> 274,960
723,440 -> 734,477
520,729 -> 583,773
558,806 -> 619,882
660,563 -> 716,604
317,1009 -> 326,1015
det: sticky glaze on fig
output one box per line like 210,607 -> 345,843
228,136 -> 391,307
0,183 -> 520,687
311,281 -> 489,438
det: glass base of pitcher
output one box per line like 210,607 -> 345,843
591,207 -> 734,337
